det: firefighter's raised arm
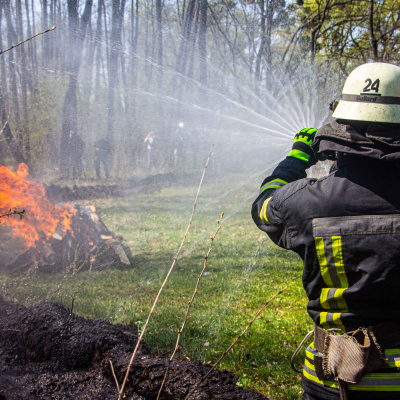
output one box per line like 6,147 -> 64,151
251,128 -> 318,242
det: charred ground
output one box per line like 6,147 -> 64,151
0,295 -> 269,400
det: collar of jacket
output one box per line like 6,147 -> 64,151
312,120 -> 400,162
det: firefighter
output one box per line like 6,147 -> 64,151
252,62 -> 400,399
69,130 -> 85,179
94,137 -> 112,179
144,131 -> 155,172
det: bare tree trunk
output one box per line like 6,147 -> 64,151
107,0 -> 126,142
265,0 -> 273,72
254,0 -> 266,89
130,0 -> 139,90
310,24 -> 321,63
25,0 -> 37,85
198,0 -> 207,87
56,0 -> 66,72
146,0 -> 156,86
42,0 -> 50,64
176,0 -> 196,77
59,0 -> 93,178
26,0 -> 38,76
16,0 -> 31,161
187,5 -> 199,80
0,3 -> 7,93
0,1 -> 24,165
0,87 -> 27,165
94,0 -> 104,101
4,0 -> 22,154
156,0 -> 163,94
368,0 -> 379,61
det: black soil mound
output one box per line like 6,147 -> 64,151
0,297 -> 268,400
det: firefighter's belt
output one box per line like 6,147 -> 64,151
312,322 -> 400,386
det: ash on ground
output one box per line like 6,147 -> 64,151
0,296 -> 268,400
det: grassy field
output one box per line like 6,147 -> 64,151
1,172 -> 313,399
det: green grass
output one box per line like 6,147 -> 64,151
1,174 -> 313,399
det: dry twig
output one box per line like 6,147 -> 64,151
0,119 -> 9,138
117,145 -> 214,400
110,360 -> 120,392
0,26 -> 56,55
184,286 -> 288,400
156,212 -> 224,400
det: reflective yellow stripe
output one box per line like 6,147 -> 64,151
389,361 -> 400,367
259,197 -> 272,224
319,312 -> 346,331
348,385 -> 400,391
320,288 -> 330,309
320,288 -> 348,310
319,312 -> 328,329
335,288 -> 348,310
318,312 -> 339,330
386,349 -> 400,355
306,350 -> 315,360
303,361 -> 339,388
289,149 -> 310,162
304,361 -> 400,391
331,313 -> 346,332
332,236 -> 348,288
360,373 -> 400,379
386,350 -> 400,367
259,179 -> 287,194
315,237 -> 334,287
315,235 -> 349,330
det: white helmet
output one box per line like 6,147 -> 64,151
332,62 -> 400,123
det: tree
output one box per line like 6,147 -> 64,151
107,0 -> 126,142
59,0 -> 93,179
298,0 -> 400,74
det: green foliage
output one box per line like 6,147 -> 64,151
0,207 -> 25,222
299,0 -> 400,70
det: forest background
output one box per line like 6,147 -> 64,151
1,0 -> 400,179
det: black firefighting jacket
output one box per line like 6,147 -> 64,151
252,121 -> 400,333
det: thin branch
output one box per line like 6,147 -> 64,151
157,212 -> 224,400
0,26 -> 56,55
0,119 -> 9,136
0,207 -> 26,222
184,286 -> 288,400
117,145 -> 214,400
110,360 -> 120,392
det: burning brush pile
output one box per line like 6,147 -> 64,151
0,164 -> 131,273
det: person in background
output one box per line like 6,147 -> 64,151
252,62 -> 400,399
69,130 -> 85,179
174,122 -> 186,170
93,137 -> 112,179
144,131 -> 155,172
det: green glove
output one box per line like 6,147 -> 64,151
288,128 -> 318,168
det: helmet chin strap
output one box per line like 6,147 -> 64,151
329,99 -> 340,112
319,150 -> 338,161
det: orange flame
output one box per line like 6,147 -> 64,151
0,164 -> 75,248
